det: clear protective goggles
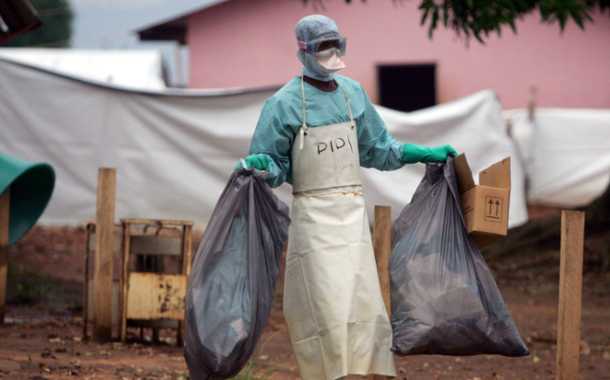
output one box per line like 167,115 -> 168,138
298,35 -> 347,58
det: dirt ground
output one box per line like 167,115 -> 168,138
1,226 -> 610,380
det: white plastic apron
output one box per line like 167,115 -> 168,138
283,78 -> 396,380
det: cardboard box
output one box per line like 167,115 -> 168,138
454,154 -> 511,249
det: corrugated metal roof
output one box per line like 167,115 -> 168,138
135,0 -> 230,45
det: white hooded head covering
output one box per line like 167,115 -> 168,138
295,15 -> 344,81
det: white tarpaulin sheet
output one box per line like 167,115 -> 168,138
0,48 -> 167,90
0,58 -> 528,228
504,108 -> 610,207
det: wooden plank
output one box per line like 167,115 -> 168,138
126,273 -> 187,320
93,168 -> 116,341
87,230 -> 122,253
127,319 -> 179,328
130,235 -> 183,255
556,210 -> 585,380
373,205 -> 392,320
368,375 -> 390,380
178,224 -> 193,346
86,280 -> 120,325
82,225 -> 91,337
120,222 -> 131,342
0,188 -> 9,325
182,225 -> 193,276
120,218 -> 194,226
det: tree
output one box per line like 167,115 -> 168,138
302,0 -> 610,43
2,0 -> 73,47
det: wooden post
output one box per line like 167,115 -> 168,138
373,205 -> 392,319
182,225 -> 193,277
177,224 -> 193,346
370,206 -> 392,380
119,221 -> 131,342
0,188 -> 9,324
93,168 -> 116,341
82,224 -> 91,338
556,210 -> 585,380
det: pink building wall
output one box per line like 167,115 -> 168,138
187,0 -> 610,109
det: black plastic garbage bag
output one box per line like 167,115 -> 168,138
389,157 -> 530,357
184,168 -> 290,379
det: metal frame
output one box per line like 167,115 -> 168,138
119,219 -> 193,345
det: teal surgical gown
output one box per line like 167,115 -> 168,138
249,75 -> 405,188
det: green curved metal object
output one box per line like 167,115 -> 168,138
0,153 -> 55,245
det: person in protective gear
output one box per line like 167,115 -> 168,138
236,14 -> 457,380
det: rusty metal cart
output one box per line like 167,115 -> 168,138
119,219 -> 193,345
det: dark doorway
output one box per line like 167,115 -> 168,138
377,63 -> 436,112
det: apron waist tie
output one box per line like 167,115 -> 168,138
294,186 -> 363,198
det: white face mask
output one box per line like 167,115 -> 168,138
316,50 -> 346,73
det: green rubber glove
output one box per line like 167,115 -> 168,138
402,143 -> 458,164
234,154 -> 271,171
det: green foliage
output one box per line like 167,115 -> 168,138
302,0 -> 610,43
2,0 -> 73,47
419,0 -> 609,43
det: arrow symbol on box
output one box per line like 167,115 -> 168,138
489,199 -> 494,214
495,200 -> 500,216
